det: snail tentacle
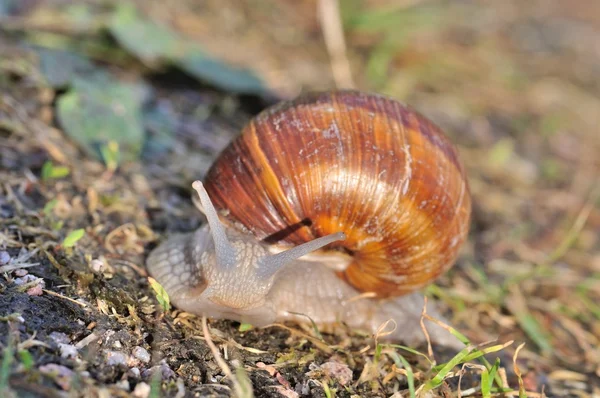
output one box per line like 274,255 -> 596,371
192,180 -> 237,270
258,232 -> 346,280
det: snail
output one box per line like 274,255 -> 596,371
147,90 -> 471,346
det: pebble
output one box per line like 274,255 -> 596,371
14,274 -> 36,285
306,360 -> 353,386
0,250 -> 10,265
89,258 -> 106,273
141,360 -> 176,381
49,331 -> 71,345
27,281 -> 45,296
132,382 -> 151,398
59,344 -> 78,359
115,380 -> 130,391
132,346 -> 150,364
128,367 -> 141,379
105,351 -> 128,366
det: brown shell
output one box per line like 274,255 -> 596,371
204,91 -> 471,297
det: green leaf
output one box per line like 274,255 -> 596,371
488,138 -> 515,168
100,141 -> 120,172
17,350 -> 34,371
41,161 -> 70,181
63,229 -> 85,248
374,342 -> 383,362
481,358 -> 500,398
108,3 -> 185,63
56,74 -> 147,163
148,277 -> 171,312
422,347 -> 471,392
0,335 -> 13,392
179,52 -> 265,94
43,198 -> 58,216
238,323 -> 253,332
52,220 -> 64,231
322,381 -> 332,398
108,3 -> 265,94
382,343 -> 434,366
516,312 -> 553,354
366,37 -> 401,88
348,5 -> 442,33
36,47 -> 97,88
149,368 -> 162,398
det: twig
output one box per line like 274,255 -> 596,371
317,0 -> 355,89
0,262 -> 40,273
201,316 -> 248,397
512,343 -> 527,398
420,296 -> 434,358
42,289 -> 87,307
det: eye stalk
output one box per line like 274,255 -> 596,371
257,232 -> 346,280
192,180 -> 346,282
193,180 -> 237,270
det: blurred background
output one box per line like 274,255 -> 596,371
1,0 -> 599,396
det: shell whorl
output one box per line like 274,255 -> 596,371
204,90 -> 471,297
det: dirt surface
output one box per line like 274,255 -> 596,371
1,0 -> 599,397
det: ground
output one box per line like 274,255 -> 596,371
0,0 -> 599,397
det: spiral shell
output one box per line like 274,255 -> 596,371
203,90 -> 471,297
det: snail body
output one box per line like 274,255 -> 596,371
147,91 -> 471,346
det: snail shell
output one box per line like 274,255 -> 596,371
203,90 -> 471,297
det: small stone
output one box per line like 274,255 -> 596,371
141,360 -> 176,381
132,346 -> 150,364
318,361 -> 353,386
59,344 -> 78,359
27,281 -> 45,296
128,367 -> 141,379
14,274 -> 36,285
132,382 -> 151,398
0,201 -> 14,218
106,351 -> 128,366
115,380 -> 130,391
14,269 -> 28,277
49,331 -> 71,345
89,258 -> 106,273
0,251 -> 10,265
